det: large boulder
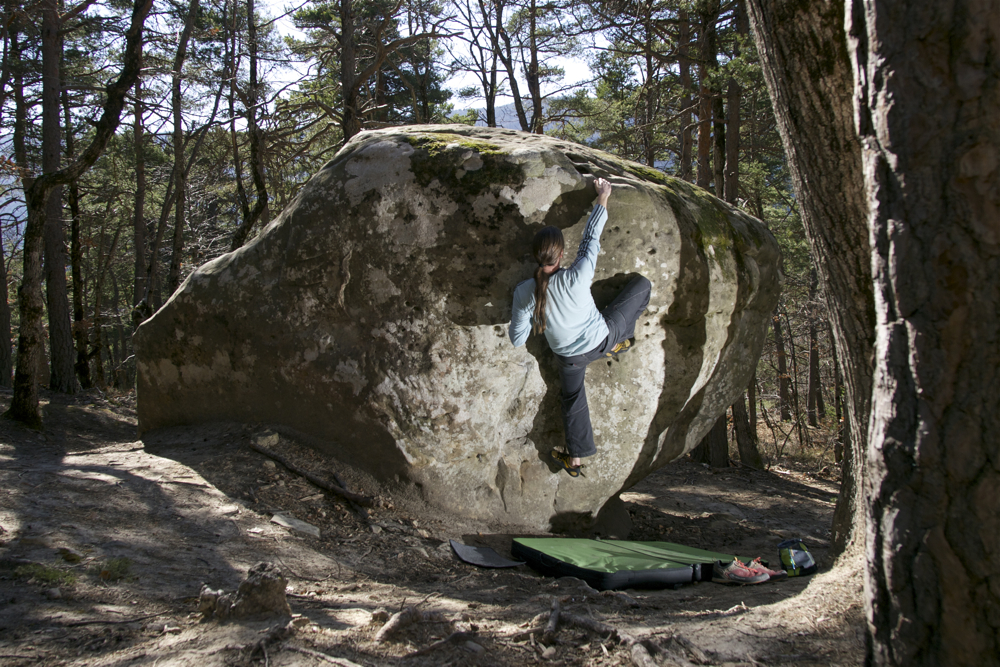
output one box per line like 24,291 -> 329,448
135,125 -> 780,532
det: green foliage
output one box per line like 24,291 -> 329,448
91,557 -> 134,582
14,563 -> 78,587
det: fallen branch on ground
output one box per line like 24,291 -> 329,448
406,630 -> 474,657
542,597 -> 561,645
373,607 -> 448,643
515,609 -> 658,667
63,610 -> 171,627
285,646 -> 365,666
250,439 -> 373,507
226,619 -> 299,658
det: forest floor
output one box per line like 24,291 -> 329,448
0,388 -> 864,667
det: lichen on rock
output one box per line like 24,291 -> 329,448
134,125 -> 781,534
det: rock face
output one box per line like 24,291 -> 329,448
135,125 -> 781,532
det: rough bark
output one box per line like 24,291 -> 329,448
6,0 -> 151,426
524,0 -> 543,133
132,76 -> 147,329
733,391 -> 762,469
677,10 -> 693,182
65,88 -> 92,390
0,219 -> 10,388
745,0 -> 874,556
725,0 -> 746,203
692,413 -> 729,468
807,268 -> 822,426
847,0 -> 1000,663
491,1 -> 530,132
166,0 -> 199,296
229,0 -> 269,252
0,247 -> 9,384
0,23 -> 11,388
90,218 -> 121,389
41,0 -> 76,394
832,329 -> 844,462
695,1 -> 718,190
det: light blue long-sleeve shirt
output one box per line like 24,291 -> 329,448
509,204 -> 610,356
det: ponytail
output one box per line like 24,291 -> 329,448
531,226 -> 564,335
533,265 -> 552,334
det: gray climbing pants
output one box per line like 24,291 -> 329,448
556,275 -> 651,459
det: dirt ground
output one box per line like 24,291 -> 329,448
0,388 -> 865,666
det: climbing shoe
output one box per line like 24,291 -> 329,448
606,338 -> 634,357
550,450 -> 584,478
711,558 -> 769,585
748,557 -> 788,582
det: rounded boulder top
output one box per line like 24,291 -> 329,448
134,125 -> 781,534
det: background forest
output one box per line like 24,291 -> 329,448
0,0 -> 837,465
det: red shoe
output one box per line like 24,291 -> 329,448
748,557 -> 788,582
712,558 -> 769,585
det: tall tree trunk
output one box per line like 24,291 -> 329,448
712,96 -> 725,198
492,4 -> 530,132
807,268 -> 822,426
524,0 -> 543,133
0,218 -> 10,388
723,38 -> 761,466
691,412 -> 729,468
745,0 -> 874,557
167,0 -> 200,296
0,24 -> 12,388
733,392 -> 762,469
110,271 -> 128,388
784,310 -> 807,448
725,0 -> 746,203
90,222 -> 121,389
485,47 -> 497,127
678,10 -> 693,182
641,9 -> 656,167
7,0 -> 150,425
42,0 -> 75,394
847,0 -> 1000,663
8,28 -> 32,397
229,0 -> 270,252
64,90 -> 91,390
132,76 -> 147,328
91,222 -> 108,388
695,1 -> 718,190
339,0 -> 362,140
832,325 -> 844,462
773,308 -> 791,420
706,413 -> 729,467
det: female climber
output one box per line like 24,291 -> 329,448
508,177 -> 651,477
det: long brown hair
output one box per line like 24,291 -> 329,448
531,226 -> 564,334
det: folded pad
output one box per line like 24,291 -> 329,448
512,538 -> 751,590
450,540 -> 525,568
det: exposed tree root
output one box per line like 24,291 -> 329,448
285,646 -> 365,666
249,436 -> 373,511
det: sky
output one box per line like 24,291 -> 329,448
261,0 -> 597,113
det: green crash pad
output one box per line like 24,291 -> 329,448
512,538 -> 754,590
